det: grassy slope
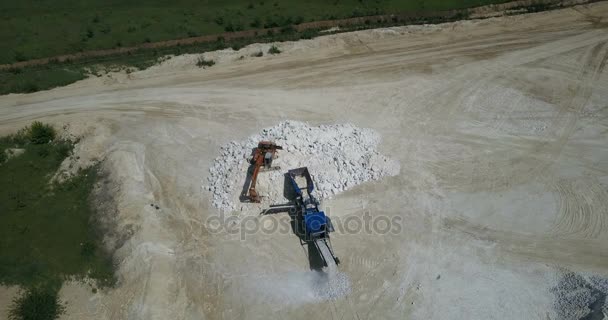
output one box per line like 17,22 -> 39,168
0,133 -> 114,288
0,67 -> 86,94
0,0 -> 510,64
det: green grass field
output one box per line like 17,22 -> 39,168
0,124 -> 114,289
0,0 -> 512,64
0,0 -> 558,96
0,67 -> 86,95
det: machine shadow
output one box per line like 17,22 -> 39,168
260,173 -> 324,270
239,147 -> 256,202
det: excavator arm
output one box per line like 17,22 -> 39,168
246,141 -> 282,202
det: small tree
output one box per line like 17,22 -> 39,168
8,288 -> 65,320
28,122 -> 56,144
268,45 -> 281,55
196,57 -> 215,68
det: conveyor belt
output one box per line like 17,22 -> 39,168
315,239 -> 337,269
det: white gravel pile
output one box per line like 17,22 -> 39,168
313,242 -> 351,300
552,272 -> 608,320
206,121 -> 400,211
246,267 -> 351,305
311,269 -> 351,301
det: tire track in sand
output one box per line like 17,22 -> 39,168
544,41 -> 608,239
443,216 -> 608,270
549,178 -> 608,239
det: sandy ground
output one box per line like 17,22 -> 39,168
1,3 -> 608,319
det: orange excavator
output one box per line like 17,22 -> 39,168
246,141 -> 283,202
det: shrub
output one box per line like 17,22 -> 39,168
14,51 -> 27,62
268,45 -> 281,55
214,17 -> 224,25
282,16 -> 293,26
8,288 -> 65,320
300,29 -> 319,40
264,17 -> 279,28
81,242 -> 96,258
55,141 -> 72,159
37,145 -> 51,158
28,122 -> 56,144
0,149 -> 6,164
280,25 -> 295,34
196,57 -> 215,68
23,82 -> 39,93
213,37 -> 227,50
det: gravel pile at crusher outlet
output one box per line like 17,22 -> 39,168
206,121 -> 400,211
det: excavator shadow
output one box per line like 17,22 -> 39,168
238,149 -> 256,203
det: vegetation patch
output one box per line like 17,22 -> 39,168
0,67 -> 85,95
196,57 -> 216,68
0,122 -> 115,319
8,287 -> 65,320
0,0 -> 574,95
0,0 -> 516,65
268,45 -> 282,55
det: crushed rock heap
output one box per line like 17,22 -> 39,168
206,121 -> 400,211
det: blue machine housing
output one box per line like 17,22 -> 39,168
304,211 -> 327,236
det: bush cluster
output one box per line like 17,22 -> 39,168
28,121 -> 56,144
268,45 -> 281,55
196,57 -> 216,68
8,288 -> 65,320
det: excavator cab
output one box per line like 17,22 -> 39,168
264,151 -> 273,168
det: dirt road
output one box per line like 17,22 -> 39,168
0,3 -> 607,319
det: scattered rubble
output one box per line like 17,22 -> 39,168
206,121 -> 400,211
552,272 -> 608,320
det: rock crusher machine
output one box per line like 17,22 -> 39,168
288,167 -> 340,267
